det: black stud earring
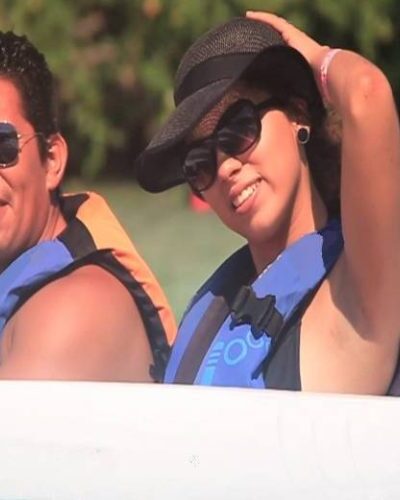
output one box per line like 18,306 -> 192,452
297,127 -> 310,145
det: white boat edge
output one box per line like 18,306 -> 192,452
0,381 -> 399,499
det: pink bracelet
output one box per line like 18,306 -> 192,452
319,48 -> 342,104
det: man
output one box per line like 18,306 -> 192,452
0,31 -> 176,380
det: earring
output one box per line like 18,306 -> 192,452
297,127 -> 310,145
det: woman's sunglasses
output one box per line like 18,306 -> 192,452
182,97 -> 284,193
0,122 -> 45,168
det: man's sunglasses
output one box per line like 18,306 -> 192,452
182,97 -> 284,193
0,122 -> 45,168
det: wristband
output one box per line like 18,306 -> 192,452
319,48 -> 342,104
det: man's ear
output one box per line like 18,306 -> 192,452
45,133 -> 68,191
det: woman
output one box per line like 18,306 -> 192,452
136,12 -> 400,394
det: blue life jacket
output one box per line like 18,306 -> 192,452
0,192 -> 173,380
165,220 -> 343,388
0,239 -> 76,335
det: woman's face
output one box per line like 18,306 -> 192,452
189,86 -> 312,249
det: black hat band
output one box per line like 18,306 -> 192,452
174,53 -> 254,105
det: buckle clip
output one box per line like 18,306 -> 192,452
230,286 -> 283,338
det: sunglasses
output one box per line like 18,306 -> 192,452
0,122 -> 45,168
182,97 -> 284,192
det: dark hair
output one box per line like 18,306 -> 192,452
0,31 -> 59,159
241,60 -> 341,217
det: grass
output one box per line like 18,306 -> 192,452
65,178 -> 244,320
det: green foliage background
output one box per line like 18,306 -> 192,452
1,0 -> 399,179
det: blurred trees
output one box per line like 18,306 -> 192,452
0,0 -> 398,179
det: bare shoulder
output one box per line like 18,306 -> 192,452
300,255 -> 399,394
50,264 -> 136,307
2,265 -> 154,381
20,264 -> 142,333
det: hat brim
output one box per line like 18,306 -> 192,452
136,45 -> 323,193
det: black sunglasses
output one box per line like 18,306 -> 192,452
0,122 -> 45,168
182,97 -> 284,192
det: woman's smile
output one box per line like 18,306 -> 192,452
231,179 -> 261,210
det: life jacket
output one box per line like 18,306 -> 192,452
0,192 -> 176,381
165,220 -> 343,388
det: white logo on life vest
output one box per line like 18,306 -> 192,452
199,331 -> 269,384
223,331 -> 267,366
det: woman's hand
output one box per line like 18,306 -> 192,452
246,11 -> 327,69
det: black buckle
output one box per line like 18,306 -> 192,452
230,286 -> 283,338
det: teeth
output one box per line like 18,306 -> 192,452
232,182 -> 259,208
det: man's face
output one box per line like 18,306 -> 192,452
0,78 -> 54,271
